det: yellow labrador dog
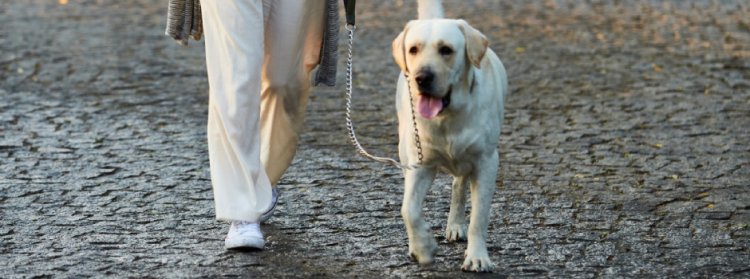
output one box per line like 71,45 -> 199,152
392,1 -> 508,273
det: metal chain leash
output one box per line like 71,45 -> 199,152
344,24 -> 423,170
404,72 -> 424,165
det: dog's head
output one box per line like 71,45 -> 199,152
392,19 -> 488,119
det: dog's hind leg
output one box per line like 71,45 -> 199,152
445,175 -> 468,242
401,167 -> 438,265
462,152 -> 498,272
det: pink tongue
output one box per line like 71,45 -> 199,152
417,95 -> 443,119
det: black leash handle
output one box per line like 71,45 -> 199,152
344,0 -> 355,26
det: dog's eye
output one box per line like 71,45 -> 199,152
439,46 -> 454,56
408,46 -> 418,55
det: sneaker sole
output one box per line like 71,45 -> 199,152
225,237 -> 265,250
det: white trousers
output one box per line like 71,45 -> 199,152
201,0 -> 325,222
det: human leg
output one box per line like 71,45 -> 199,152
259,0 -> 326,185
201,0 -> 271,226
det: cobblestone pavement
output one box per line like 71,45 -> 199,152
2,0 -> 749,278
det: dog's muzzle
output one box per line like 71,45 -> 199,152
415,70 -> 435,93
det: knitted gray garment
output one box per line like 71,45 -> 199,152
165,0 -> 339,87
165,0 -> 202,46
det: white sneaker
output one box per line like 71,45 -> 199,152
259,187 -> 278,223
224,221 -> 264,249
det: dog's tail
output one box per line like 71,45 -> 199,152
417,0 -> 444,19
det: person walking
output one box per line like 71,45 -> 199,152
166,0 -> 339,249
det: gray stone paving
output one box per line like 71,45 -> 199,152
1,0 -> 749,278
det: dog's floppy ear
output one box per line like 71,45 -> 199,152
392,22 -> 412,73
457,20 -> 488,68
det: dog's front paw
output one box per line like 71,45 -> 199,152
445,223 -> 467,242
461,250 -> 494,272
408,238 -> 438,265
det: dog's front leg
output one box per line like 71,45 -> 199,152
446,176 -> 468,242
462,152 -> 498,272
401,167 -> 438,265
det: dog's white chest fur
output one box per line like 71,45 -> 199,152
416,115 -> 489,175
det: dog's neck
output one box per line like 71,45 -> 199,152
453,65 -> 479,116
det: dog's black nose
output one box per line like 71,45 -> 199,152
414,70 -> 434,88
